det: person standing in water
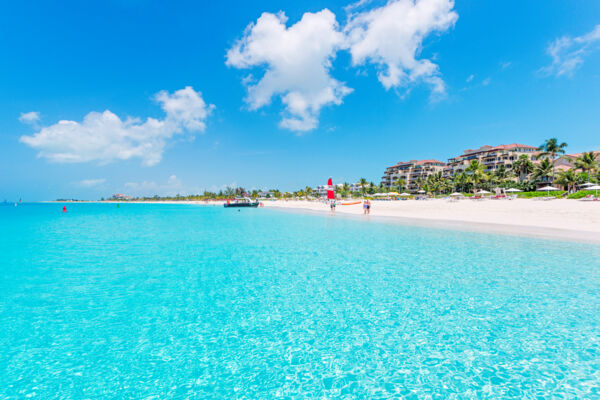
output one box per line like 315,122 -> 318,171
330,199 -> 336,213
365,199 -> 371,215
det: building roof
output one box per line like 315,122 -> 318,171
387,159 -> 445,169
414,159 -> 445,165
564,150 -> 600,158
459,143 -> 537,157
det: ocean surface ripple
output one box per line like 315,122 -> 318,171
1,203 -> 599,399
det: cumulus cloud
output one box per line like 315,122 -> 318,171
20,87 -> 214,166
19,111 -> 40,125
226,10 -> 352,132
540,25 -> 600,77
345,0 -> 458,96
78,178 -> 106,187
466,74 -> 474,83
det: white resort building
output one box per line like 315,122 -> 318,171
381,160 -> 446,191
443,144 -> 538,177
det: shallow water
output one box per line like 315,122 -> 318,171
1,203 -> 599,399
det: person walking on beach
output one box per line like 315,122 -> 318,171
363,199 -> 371,215
330,199 -> 336,213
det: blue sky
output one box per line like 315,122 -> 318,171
1,0 -> 599,200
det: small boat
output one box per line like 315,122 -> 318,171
224,198 -> 259,208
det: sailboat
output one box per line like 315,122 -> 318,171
327,178 -> 335,200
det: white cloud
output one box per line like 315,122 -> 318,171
466,74 -> 474,83
500,61 -> 512,69
78,178 -> 106,187
345,0 -> 458,97
20,87 -> 214,166
540,25 -> 600,77
482,77 -> 491,86
344,0 -> 373,13
19,111 -> 40,125
226,10 -> 352,132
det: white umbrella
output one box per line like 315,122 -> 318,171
537,185 -> 560,197
537,186 -> 560,191
580,182 -> 596,188
505,188 -> 522,193
450,192 -> 463,196
585,185 -> 600,196
417,190 -> 426,193
399,193 -> 411,196
476,190 -> 491,195
388,192 -> 400,196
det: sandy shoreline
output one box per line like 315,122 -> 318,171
262,199 -> 600,244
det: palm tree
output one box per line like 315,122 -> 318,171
304,186 -> 313,199
555,169 -> 578,193
452,171 -> 469,193
414,178 -> 424,193
224,186 -> 235,197
537,138 -> 568,181
531,159 -> 552,182
574,151 -> 598,182
512,154 -> 535,183
394,178 -> 406,193
359,178 -> 368,196
341,182 -> 350,198
492,165 -> 509,185
465,160 -> 489,192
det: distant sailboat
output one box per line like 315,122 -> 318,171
327,178 -> 335,200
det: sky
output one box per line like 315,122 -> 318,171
1,0 -> 599,200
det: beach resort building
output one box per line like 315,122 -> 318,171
381,159 -> 446,191
111,193 -> 132,200
444,144 -> 538,177
350,183 -> 370,193
313,183 -> 344,197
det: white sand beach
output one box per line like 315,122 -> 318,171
262,199 -> 600,244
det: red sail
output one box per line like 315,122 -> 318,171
327,177 -> 335,199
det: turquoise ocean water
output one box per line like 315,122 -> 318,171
1,203 -> 599,399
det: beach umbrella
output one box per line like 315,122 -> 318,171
537,186 -> 560,191
450,192 -> 462,196
388,192 -> 400,196
476,190 -> 491,195
399,192 -> 411,196
417,190 -> 426,193
580,182 -> 596,188
537,185 -> 560,197
585,185 -> 600,196
505,188 -> 522,192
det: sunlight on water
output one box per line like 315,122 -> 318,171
1,203 -> 599,398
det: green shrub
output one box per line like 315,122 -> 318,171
517,191 -> 567,198
567,190 -> 597,199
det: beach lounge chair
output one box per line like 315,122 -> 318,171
580,195 -> 596,201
